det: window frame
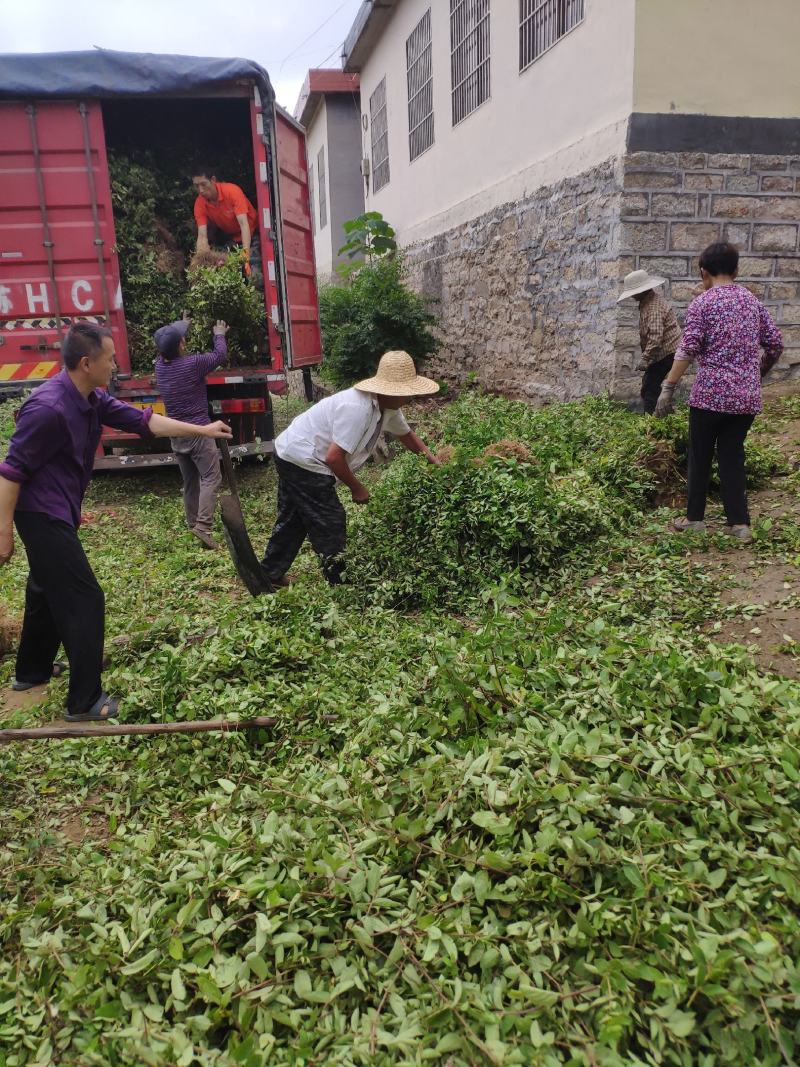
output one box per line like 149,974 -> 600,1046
317,146 -> 327,230
406,8 -> 435,162
370,76 -> 391,193
519,0 -> 585,74
450,0 -> 491,128
308,161 -> 316,235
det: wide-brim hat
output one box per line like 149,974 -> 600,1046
617,269 -> 667,302
354,350 -> 439,397
153,318 -> 190,354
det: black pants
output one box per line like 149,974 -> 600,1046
261,456 -> 347,585
687,407 -> 755,525
641,354 -> 675,414
14,512 -> 105,715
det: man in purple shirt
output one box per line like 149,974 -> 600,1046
154,315 -> 228,550
0,323 -> 232,722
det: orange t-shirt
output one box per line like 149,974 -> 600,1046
193,181 -> 258,238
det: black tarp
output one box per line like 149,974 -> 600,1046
0,48 -> 274,105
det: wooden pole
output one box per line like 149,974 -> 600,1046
0,716 -> 336,744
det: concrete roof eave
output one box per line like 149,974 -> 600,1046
294,69 -> 361,127
342,0 -> 398,72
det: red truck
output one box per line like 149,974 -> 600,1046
0,50 -> 321,468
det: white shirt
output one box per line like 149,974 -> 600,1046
275,387 -> 410,476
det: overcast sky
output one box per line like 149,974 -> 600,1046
3,0 -> 364,113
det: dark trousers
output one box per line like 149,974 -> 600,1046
14,512 -> 105,715
261,456 -> 347,585
641,354 -> 675,414
687,407 -> 755,525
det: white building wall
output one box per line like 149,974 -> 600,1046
303,97 -> 334,276
357,0 -> 636,245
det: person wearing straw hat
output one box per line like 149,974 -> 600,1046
260,350 -> 441,588
617,269 -> 682,414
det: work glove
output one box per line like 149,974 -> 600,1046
654,382 -> 676,418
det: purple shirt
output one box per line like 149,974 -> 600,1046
154,337 -> 227,426
679,284 -> 783,415
0,370 -> 153,528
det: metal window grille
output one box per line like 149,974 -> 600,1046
450,0 -> 490,126
308,163 -> 316,235
370,77 -> 390,192
317,147 -> 327,230
407,9 -> 434,161
519,0 -> 585,72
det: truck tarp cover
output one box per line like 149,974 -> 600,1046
0,48 -> 275,105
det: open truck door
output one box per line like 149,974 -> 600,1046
0,99 -> 129,392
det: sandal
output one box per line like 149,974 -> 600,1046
64,692 -> 120,723
11,661 -> 68,691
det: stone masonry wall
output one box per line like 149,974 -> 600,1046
616,151 -> 800,399
402,151 -> 800,404
404,159 -> 625,401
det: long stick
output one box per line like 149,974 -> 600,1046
0,716 -> 336,744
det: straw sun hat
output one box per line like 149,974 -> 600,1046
617,269 -> 667,302
354,350 -> 439,397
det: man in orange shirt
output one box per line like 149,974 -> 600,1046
192,165 -> 261,285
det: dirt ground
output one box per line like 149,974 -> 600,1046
689,384 -> 800,678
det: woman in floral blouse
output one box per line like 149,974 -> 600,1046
655,242 -> 783,543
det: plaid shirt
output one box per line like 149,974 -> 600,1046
639,290 -> 682,366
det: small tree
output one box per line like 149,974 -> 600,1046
336,211 -> 397,278
319,255 -> 439,388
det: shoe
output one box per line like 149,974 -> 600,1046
671,518 -> 706,534
723,524 -> 753,543
11,661 -> 68,690
260,571 -> 293,591
192,528 -> 219,550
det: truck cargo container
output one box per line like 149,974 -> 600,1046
0,50 -> 322,468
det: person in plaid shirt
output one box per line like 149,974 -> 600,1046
618,270 -> 682,413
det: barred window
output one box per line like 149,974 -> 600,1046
317,147 -> 327,230
370,77 -> 390,192
407,9 -> 434,161
450,0 -> 490,127
520,0 -> 585,72
308,163 -> 316,235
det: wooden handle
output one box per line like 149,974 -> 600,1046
0,715 -> 337,744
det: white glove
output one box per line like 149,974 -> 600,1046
654,382 -> 676,418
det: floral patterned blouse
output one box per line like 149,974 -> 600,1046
676,284 -> 783,414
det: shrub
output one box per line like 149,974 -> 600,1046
186,254 -> 266,364
345,395 -> 656,608
108,148 -> 261,373
109,153 -> 189,374
319,256 -> 440,387
345,393 -> 787,608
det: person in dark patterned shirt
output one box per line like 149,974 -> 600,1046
655,242 -> 783,543
618,269 -> 682,413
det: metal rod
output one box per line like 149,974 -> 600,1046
0,715 -> 337,744
78,102 -> 113,326
26,104 -> 65,343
